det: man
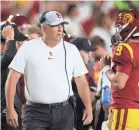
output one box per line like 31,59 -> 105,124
91,36 -> 111,130
64,4 -> 83,37
71,37 -> 97,130
1,23 -> 28,130
99,10 -> 139,130
7,14 -> 30,35
90,36 -> 110,85
91,36 -> 110,63
28,25 -> 42,40
5,11 -> 93,130
89,10 -> 112,55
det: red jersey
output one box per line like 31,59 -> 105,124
111,41 -> 139,108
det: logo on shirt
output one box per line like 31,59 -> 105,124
48,52 -> 54,60
49,52 -> 53,56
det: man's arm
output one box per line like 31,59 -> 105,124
74,75 -> 93,125
1,25 -> 17,69
74,75 -> 92,109
99,54 -> 130,90
5,69 -> 22,128
105,69 -> 129,90
1,40 -> 17,69
5,69 -> 22,109
103,44 -> 133,90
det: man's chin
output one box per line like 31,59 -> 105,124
56,37 -> 62,41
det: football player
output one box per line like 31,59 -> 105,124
99,10 -> 139,130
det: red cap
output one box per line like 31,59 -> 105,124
8,14 -> 30,27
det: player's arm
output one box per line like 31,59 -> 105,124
99,44 -> 133,90
105,68 -> 129,90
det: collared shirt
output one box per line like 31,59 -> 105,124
9,37 -> 88,104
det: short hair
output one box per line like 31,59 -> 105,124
28,25 -> 42,36
67,4 -> 77,16
91,36 -> 106,48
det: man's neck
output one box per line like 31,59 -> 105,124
42,36 -> 61,48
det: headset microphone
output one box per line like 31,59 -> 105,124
63,30 -> 71,38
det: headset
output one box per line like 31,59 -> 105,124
63,32 -> 77,123
39,11 -> 71,100
39,11 -> 50,24
63,31 -> 71,99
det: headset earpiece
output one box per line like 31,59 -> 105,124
39,11 -> 50,24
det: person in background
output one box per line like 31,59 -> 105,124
90,36 -> 110,130
1,23 -> 28,130
71,37 -> 97,130
99,10 -> 139,130
5,11 -> 93,130
80,4 -> 100,38
101,31 -> 121,130
91,36 -> 109,85
89,10 -> 112,55
28,25 -> 42,40
64,4 -> 83,37
7,14 -> 30,35
7,14 -> 31,105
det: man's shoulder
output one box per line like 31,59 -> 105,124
22,37 -> 41,48
64,41 -> 77,50
112,43 -> 133,63
26,37 -> 41,44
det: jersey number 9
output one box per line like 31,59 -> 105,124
116,45 -> 123,56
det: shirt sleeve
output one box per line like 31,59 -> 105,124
112,44 -> 133,76
8,41 -> 29,74
72,46 -> 88,77
1,40 -> 17,69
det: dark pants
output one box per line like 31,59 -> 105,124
95,106 -> 105,130
1,114 -> 22,130
22,101 -> 75,130
75,95 -> 94,130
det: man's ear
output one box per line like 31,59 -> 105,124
41,25 -> 47,32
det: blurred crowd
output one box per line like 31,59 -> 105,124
1,1 -> 139,51
1,1 -> 139,130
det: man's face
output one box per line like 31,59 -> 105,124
18,24 -> 30,35
80,50 -> 91,65
91,45 -> 105,61
42,24 -> 64,42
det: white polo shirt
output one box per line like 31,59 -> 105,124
9,37 -> 88,104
